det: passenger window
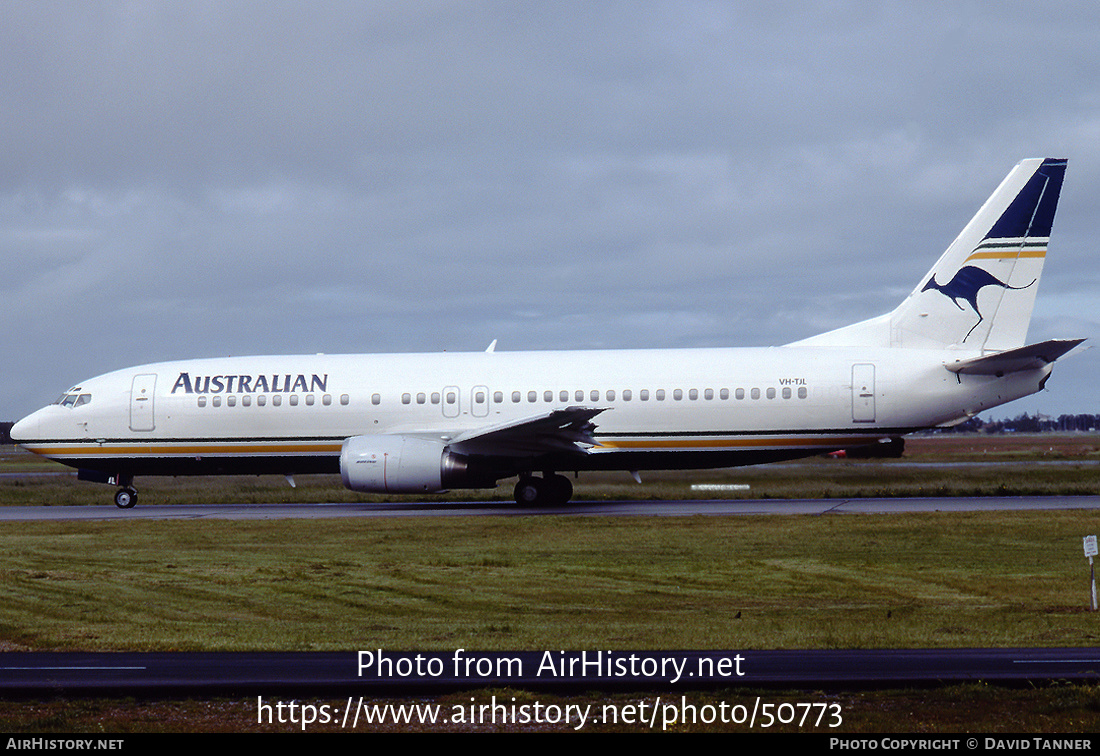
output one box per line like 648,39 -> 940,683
720,389 -> 729,400
751,388 -> 760,400
656,389 -> 665,401
197,396 -> 207,408
340,394 -> 350,405
494,391 -> 503,403
323,394 -> 332,406
289,395 -> 298,406
559,390 -> 568,402
212,396 -> 222,407
575,390 -> 584,402
673,389 -> 683,401
622,389 -> 632,401
273,395 -> 282,407
689,389 -> 698,400
372,394 -> 381,405
512,391 -> 521,403
766,388 -> 776,399
704,389 -> 713,400
590,390 -> 599,402
446,391 -> 456,404
402,393 -> 411,404
782,387 -> 791,399
306,395 -> 315,406
543,390 -> 553,402
227,396 -> 237,407
258,395 -> 267,406
528,391 -> 537,403
798,387 -> 808,399
242,395 -> 251,407
417,393 -> 426,404
640,389 -> 649,401
431,392 -> 440,404
736,388 -> 745,400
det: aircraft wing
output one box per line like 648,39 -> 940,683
447,406 -> 608,457
945,338 -> 1085,375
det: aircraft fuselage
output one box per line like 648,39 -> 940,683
11,345 -> 1045,479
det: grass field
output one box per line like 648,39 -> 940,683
1,510 -> 1098,652
1,435 -> 1099,732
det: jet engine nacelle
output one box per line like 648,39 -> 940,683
339,434 -> 473,493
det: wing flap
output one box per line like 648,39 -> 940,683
448,406 -> 607,457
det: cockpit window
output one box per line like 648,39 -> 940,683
54,393 -> 91,408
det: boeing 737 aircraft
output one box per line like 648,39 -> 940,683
11,158 -> 1083,508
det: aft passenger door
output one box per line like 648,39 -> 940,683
851,364 -> 875,423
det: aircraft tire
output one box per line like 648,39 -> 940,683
513,478 -> 541,506
115,487 -> 138,509
545,474 -> 573,505
513,475 -> 573,506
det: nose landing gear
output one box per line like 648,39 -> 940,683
77,469 -> 139,508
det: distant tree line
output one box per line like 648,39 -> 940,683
940,412 -> 1099,434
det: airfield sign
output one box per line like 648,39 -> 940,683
1084,535 -> 1098,611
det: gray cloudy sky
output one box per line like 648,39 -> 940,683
3,1 -> 1100,421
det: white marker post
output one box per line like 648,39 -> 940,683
1084,536 -> 1098,612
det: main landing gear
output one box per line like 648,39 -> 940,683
513,473 -> 573,507
114,486 -> 138,509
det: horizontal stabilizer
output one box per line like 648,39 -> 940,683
945,338 -> 1085,376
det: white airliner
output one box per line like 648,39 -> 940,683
11,158 -> 1083,508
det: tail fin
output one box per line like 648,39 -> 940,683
897,157 -> 1066,350
794,158 -> 1067,351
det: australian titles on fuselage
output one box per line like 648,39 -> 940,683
171,372 -> 329,396
10,158 -> 1085,508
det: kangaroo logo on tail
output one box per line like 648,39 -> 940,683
921,265 -> 1036,342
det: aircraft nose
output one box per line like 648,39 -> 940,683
10,413 -> 40,443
